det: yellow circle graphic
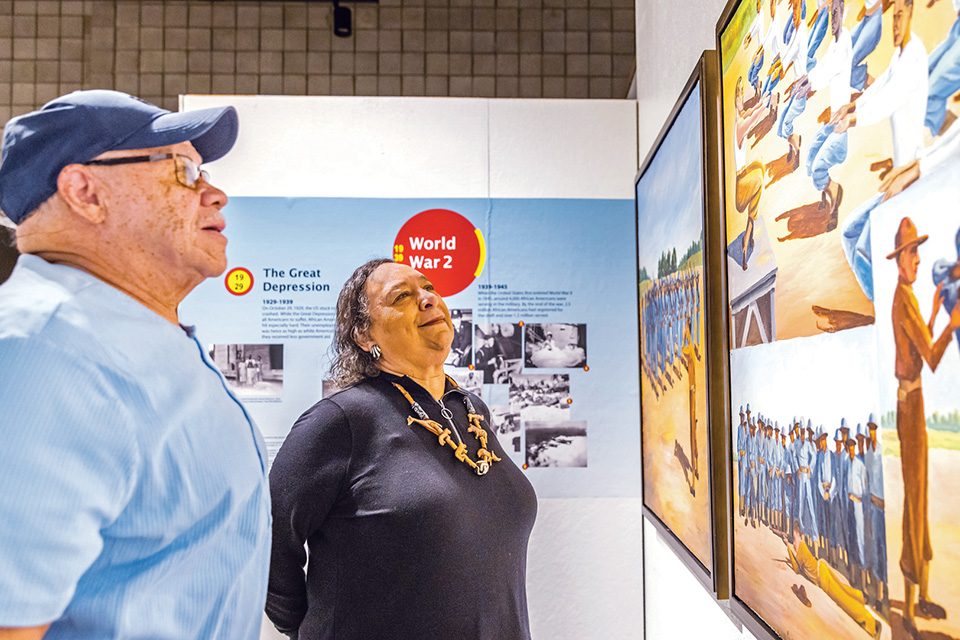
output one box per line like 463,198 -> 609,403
225,267 -> 254,296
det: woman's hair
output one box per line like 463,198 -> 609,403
328,258 -> 394,387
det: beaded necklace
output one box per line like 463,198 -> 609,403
392,376 -> 501,476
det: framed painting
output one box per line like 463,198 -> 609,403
637,51 -> 731,599
718,0 -> 960,637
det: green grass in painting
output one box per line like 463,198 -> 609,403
882,426 -> 960,457
680,250 -> 703,271
720,0 -> 758,74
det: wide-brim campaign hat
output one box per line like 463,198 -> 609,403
886,216 -> 928,260
0,90 -> 239,224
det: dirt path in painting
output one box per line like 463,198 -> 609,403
731,443 -> 960,640
641,309 -> 711,568
721,1 -> 959,342
732,470 -> 892,640
882,443 -> 960,640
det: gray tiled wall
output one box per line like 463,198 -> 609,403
0,0 -> 636,122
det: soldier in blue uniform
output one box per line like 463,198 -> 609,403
797,420 -> 821,554
738,406 -> 748,516
847,426 -> 868,593
832,426 -> 849,569
790,418 -> 803,538
780,423 -> 795,536
746,418 -> 760,528
759,418 -> 772,525
817,428 -> 834,559
694,273 -> 701,346
756,416 -> 766,524
770,422 -> 783,533
865,415 -> 888,609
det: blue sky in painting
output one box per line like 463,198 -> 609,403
636,81 -> 704,280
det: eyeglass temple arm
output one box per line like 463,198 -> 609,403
84,153 -> 175,166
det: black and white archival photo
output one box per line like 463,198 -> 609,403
445,309 -> 473,368
475,322 -> 523,383
446,369 -> 483,398
490,404 -> 521,436
509,373 -> 571,422
209,344 -> 284,401
525,420 -> 587,468
524,323 -> 587,368
489,405 -> 523,455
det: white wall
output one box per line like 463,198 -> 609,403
634,2 -> 756,639
634,0 -> 730,157
184,94 -> 643,640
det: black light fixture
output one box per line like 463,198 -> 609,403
254,0 -> 378,39
255,0 -> 378,38
333,1 -> 352,38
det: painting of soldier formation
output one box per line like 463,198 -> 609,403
720,0 -> 960,637
637,80 -> 713,571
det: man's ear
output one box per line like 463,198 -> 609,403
56,164 -> 105,224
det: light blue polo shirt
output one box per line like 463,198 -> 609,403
0,254 -> 271,639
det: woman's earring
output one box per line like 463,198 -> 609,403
370,344 -> 382,360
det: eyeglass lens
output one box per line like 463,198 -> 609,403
174,156 -> 209,188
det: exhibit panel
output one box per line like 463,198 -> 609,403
636,51 -> 731,599
181,95 -> 644,640
182,196 -> 639,497
717,0 -> 960,638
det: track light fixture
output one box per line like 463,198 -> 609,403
333,1 -> 352,38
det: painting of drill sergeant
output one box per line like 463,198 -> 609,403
718,0 -> 960,636
871,210 -> 960,640
637,77 -> 713,572
719,0 -> 960,347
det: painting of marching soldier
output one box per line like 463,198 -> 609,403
636,75 -> 713,572
718,0 -> 960,345
727,330 -> 889,640
209,343 -> 284,400
524,323 -> 587,368
871,204 -> 960,639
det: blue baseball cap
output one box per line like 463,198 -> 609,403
0,90 -> 239,224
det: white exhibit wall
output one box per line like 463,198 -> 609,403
634,0 -> 730,157
183,94 -> 643,640
634,1 -> 758,638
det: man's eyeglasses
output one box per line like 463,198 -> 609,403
84,153 -> 209,190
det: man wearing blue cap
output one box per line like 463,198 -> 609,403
0,91 -> 270,640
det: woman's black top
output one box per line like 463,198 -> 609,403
266,371 -> 538,640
